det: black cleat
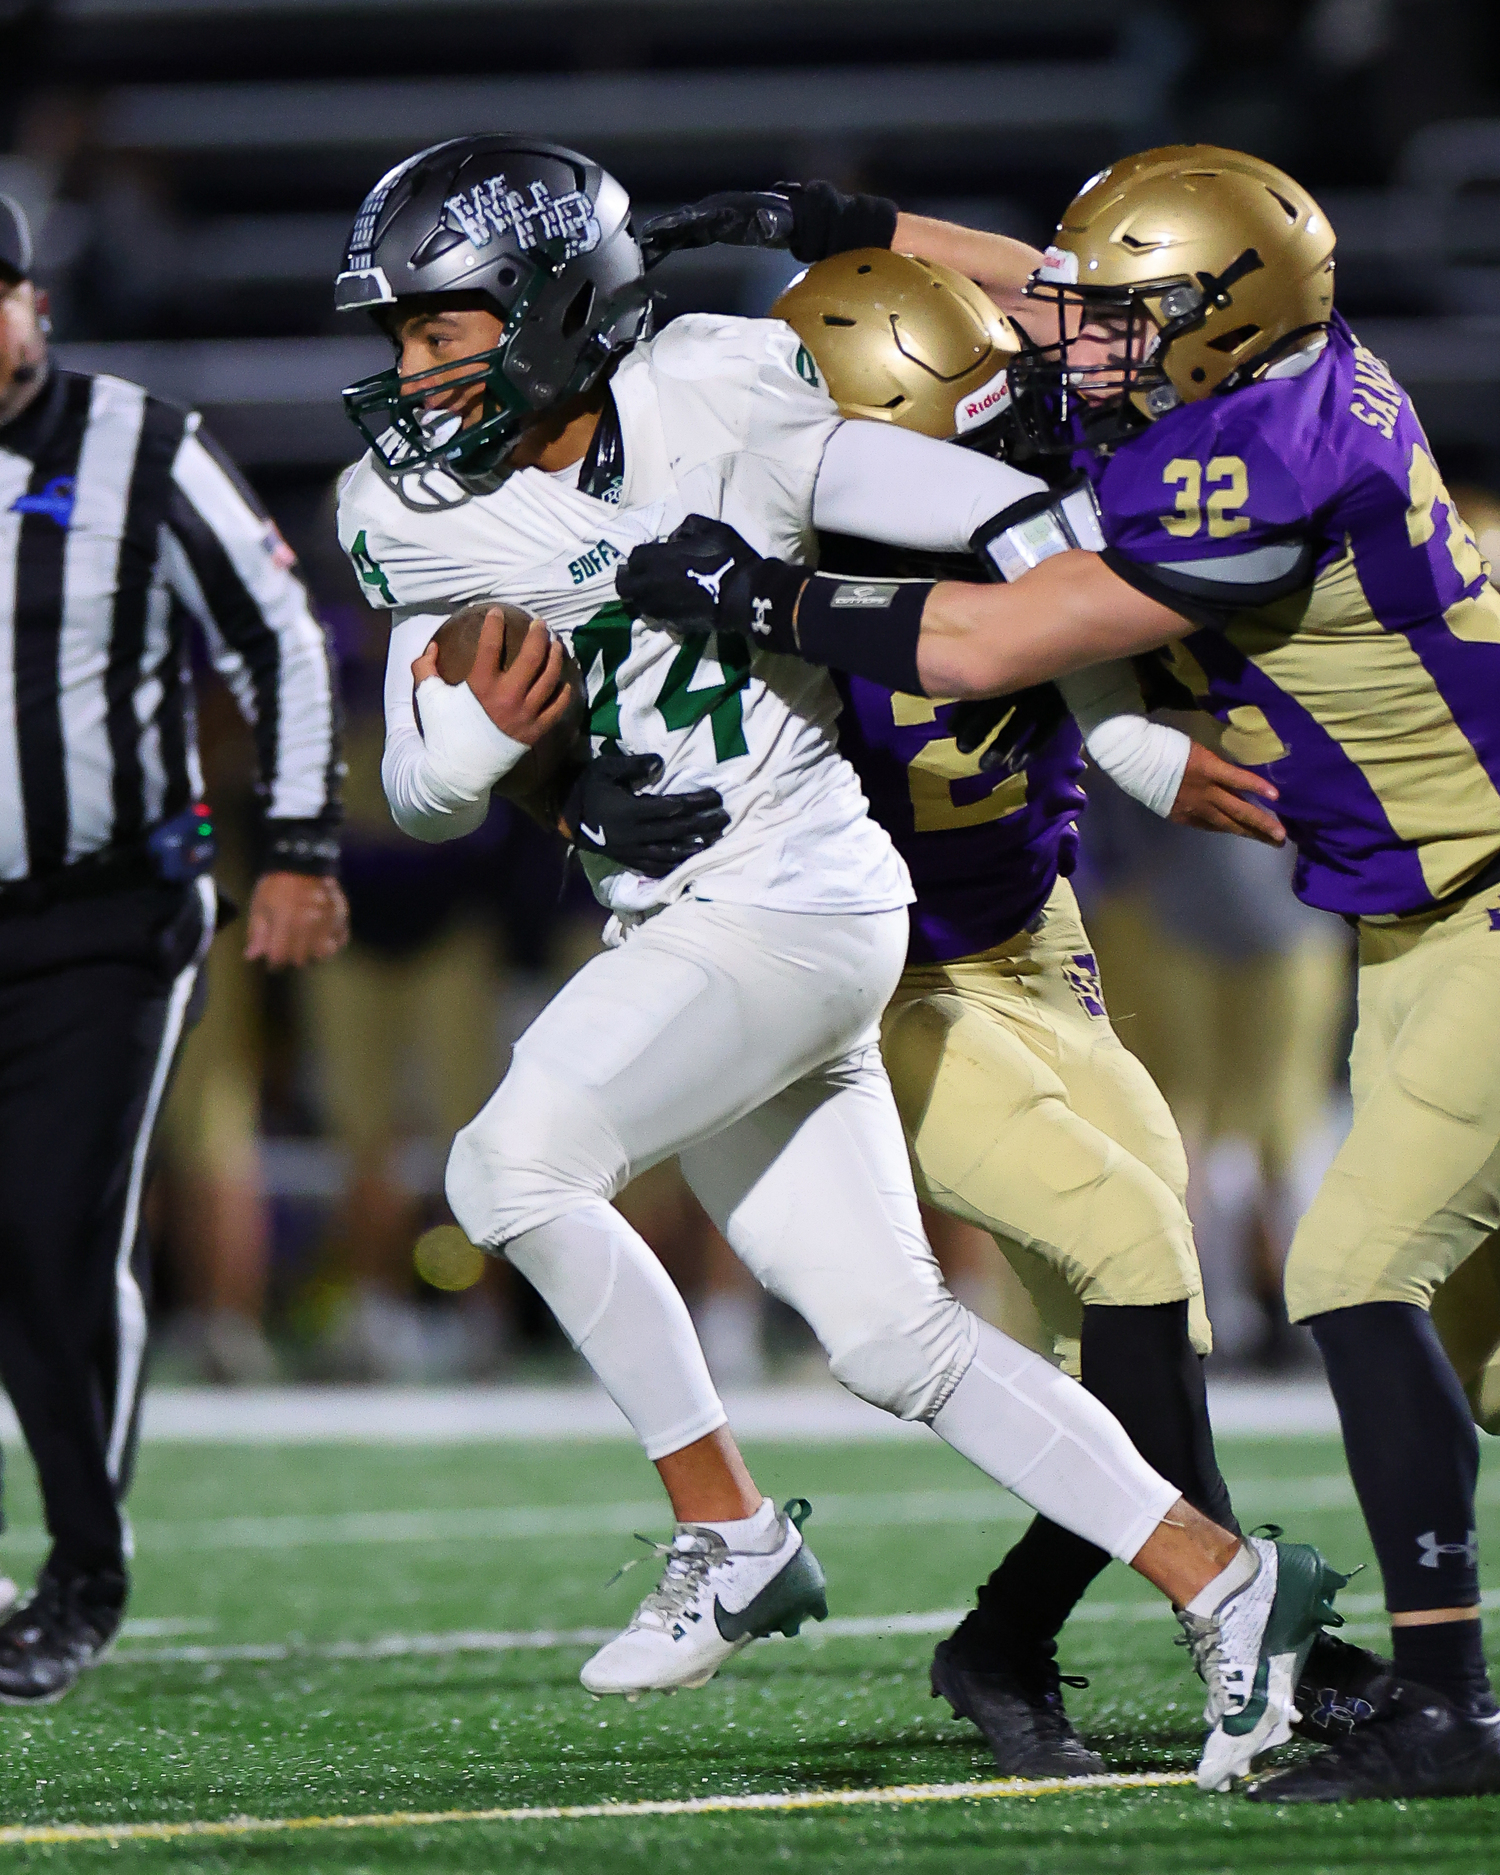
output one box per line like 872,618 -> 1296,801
1292,1630 -> 1395,1744
0,1562 -> 128,1705
930,1635 -> 1105,1778
1248,1682 -> 1500,1803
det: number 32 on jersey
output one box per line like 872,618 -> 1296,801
1160,457 -> 1250,539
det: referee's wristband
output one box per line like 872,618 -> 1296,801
261,819 -> 341,878
792,574 -> 932,696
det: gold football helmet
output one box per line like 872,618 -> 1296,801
1018,144 -> 1336,440
771,247 -> 1021,442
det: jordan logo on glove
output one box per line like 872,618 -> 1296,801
686,558 -> 737,605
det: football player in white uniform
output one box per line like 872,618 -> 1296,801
333,137 -> 1345,1787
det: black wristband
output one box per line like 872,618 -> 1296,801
792,575 -> 932,694
261,818 -> 341,878
781,181 -> 899,263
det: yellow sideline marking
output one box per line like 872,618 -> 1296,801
0,1774 -> 1197,1846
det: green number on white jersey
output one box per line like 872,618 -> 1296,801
575,604 -> 752,759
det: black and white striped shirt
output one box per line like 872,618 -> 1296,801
0,368 -> 340,882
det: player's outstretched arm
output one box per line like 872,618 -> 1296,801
619,520 -> 1187,694
636,184 -> 1046,329
917,551 -> 1196,696
891,212 -> 1047,325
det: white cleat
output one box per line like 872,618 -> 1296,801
580,1498 -> 827,1697
1180,1533 -> 1350,1792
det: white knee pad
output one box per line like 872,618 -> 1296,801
446,1060 -> 623,1249
827,1298 -> 979,1421
929,1318 -> 1179,1561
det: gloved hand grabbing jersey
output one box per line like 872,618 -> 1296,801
561,749 -> 730,879
948,685 -> 1070,779
615,515 -> 931,696
638,181 -> 898,269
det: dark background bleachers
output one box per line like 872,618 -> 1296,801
3,0 -> 1498,510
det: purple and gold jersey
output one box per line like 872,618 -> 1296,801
1083,311 -> 1500,920
833,672 -> 1085,964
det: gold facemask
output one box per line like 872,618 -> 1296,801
771,248 -> 1021,441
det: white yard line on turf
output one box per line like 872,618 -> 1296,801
0,1378 -> 1344,1443
100,1589 -> 1500,1668
0,1773 -> 1199,1847
2,1469 -> 1496,1557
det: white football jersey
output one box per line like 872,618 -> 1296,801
338,314 -> 912,919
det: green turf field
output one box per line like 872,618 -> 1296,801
0,1428 -> 1494,1873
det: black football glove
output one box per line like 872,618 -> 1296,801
616,516 -> 808,653
638,181 -> 898,268
618,516 -> 933,694
638,192 -> 795,268
950,683 -> 1070,778
561,750 -> 730,879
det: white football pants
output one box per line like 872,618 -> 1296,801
446,897 -> 1178,1563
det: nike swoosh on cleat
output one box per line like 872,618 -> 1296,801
579,823 -> 607,845
713,1598 -> 760,1644
712,1547 -> 828,1644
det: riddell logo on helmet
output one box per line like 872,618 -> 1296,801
1037,245 -> 1081,285
954,370 -> 1012,434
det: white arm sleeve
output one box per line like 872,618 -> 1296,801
810,420 -> 1048,552
1058,664 -> 1191,820
381,612 -> 525,843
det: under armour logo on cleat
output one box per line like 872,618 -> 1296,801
1306,1687 -> 1375,1735
578,822 -> 606,846
10,477 -> 75,528
1416,1529 -> 1478,1568
750,597 -> 773,637
685,558 -> 736,604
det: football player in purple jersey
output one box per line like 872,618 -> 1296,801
763,246 -> 1385,1778
627,152 -> 1500,1802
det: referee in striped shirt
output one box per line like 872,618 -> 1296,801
0,196 -> 347,1703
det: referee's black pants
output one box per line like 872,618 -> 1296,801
0,879 -> 211,1576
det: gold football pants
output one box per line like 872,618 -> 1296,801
1284,879 -> 1500,1413
881,879 -> 1209,1377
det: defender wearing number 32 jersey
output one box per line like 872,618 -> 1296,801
332,135 -> 1342,1788
647,145 -> 1498,1803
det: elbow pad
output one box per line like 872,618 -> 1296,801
413,674 -> 528,799
970,479 -> 1107,583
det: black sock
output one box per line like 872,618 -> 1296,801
1310,1300 -> 1493,1714
950,1301 -> 1239,1668
1392,1620 -> 1495,1715
1080,1300 -> 1239,1535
